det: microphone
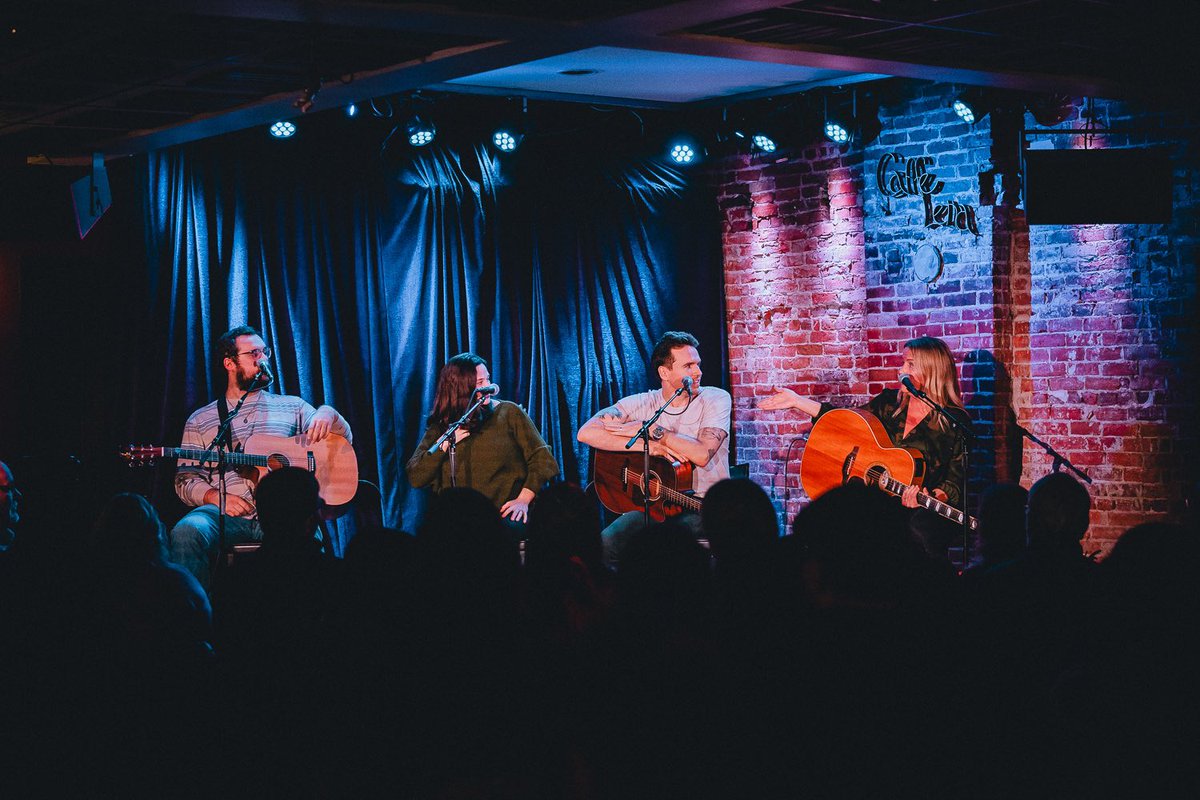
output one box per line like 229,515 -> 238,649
681,376 -> 694,396
474,383 -> 500,397
899,373 -> 924,398
255,359 -> 275,385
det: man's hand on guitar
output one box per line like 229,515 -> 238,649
599,417 -> 688,462
305,405 -> 339,443
648,440 -> 688,463
203,489 -> 255,516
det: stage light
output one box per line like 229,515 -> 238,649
751,133 -> 777,153
824,121 -> 850,144
952,98 -> 976,124
715,106 -> 779,156
345,103 -> 358,118
822,92 -> 853,145
406,116 -> 436,147
492,129 -> 522,152
669,142 -> 697,164
269,121 -> 297,139
951,89 -> 990,125
490,98 -> 529,154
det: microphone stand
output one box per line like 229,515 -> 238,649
906,383 -> 975,569
203,372 -> 269,575
428,391 -> 491,488
625,385 -> 689,529
1014,423 -> 1092,484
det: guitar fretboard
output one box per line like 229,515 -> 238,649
163,448 -> 271,469
877,474 -> 978,530
621,467 -> 703,513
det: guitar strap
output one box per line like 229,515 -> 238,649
216,397 -> 235,450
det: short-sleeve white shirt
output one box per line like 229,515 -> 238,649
613,386 -> 731,497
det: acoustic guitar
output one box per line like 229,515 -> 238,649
591,449 -> 702,523
121,432 -> 359,508
801,408 -> 978,530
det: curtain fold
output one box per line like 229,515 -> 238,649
139,122 -> 724,531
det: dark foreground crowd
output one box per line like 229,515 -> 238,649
1,464 -> 1197,799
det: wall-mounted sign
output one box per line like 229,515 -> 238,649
876,152 -> 979,235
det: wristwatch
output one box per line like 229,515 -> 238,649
650,424 -> 666,441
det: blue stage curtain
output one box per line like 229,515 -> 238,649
140,123 -> 724,531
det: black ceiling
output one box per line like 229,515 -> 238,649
2,0 -> 1193,163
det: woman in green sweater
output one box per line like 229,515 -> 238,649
407,353 -> 559,524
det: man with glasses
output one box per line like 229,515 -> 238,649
168,325 -> 352,588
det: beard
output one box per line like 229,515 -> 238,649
234,365 -> 263,392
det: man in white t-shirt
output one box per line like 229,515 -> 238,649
578,331 -> 731,564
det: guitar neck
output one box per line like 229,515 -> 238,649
164,448 -> 270,469
877,475 -> 977,531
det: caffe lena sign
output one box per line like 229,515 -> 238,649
876,153 -> 979,235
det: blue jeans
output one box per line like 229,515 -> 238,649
601,510 -> 703,567
168,505 -> 262,589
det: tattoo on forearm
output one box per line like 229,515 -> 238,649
596,406 -> 622,420
699,427 -> 728,460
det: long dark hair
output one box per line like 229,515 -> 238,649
428,352 -> 487,429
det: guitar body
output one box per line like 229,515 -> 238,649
238,433 -> 359,506
123,433 -> 359,507
799,409 -> 979,530
591,450 -> 697,523
800,409 -> 925,501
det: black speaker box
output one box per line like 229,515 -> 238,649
1024,147 -> 1172,225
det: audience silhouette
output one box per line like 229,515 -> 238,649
1,465 -> 1195,797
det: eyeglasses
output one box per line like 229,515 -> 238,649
237,347 -> 272,360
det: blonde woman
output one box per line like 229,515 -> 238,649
758,336 -> 970,557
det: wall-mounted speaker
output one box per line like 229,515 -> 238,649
1024,147 -> 1172,225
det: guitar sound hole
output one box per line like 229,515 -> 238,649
865,466 -> 887,488
647,470 -> 662,501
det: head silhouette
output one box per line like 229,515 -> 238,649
255,467 -> 324,550
702,478 -> 778,562
1026,472 -> 1090,554
91,492 -> 166,563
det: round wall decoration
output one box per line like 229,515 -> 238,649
913,243 -> 944,284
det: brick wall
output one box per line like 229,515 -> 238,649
715,81 -> 1198,556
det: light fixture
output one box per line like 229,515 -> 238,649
668,141 -> 697,165
406,116 -> 436,147
345,103 -> 359,118
269,120 -> 297,139
952,98 -> 976,124
491,97 -> 528,154
751,133 -> 777,153
824,121 -> 850,144
492,130 -> 521,152
823,94 -> 852,145
951,88 -> 990,125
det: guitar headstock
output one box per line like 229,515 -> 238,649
121,445 -> 161,467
